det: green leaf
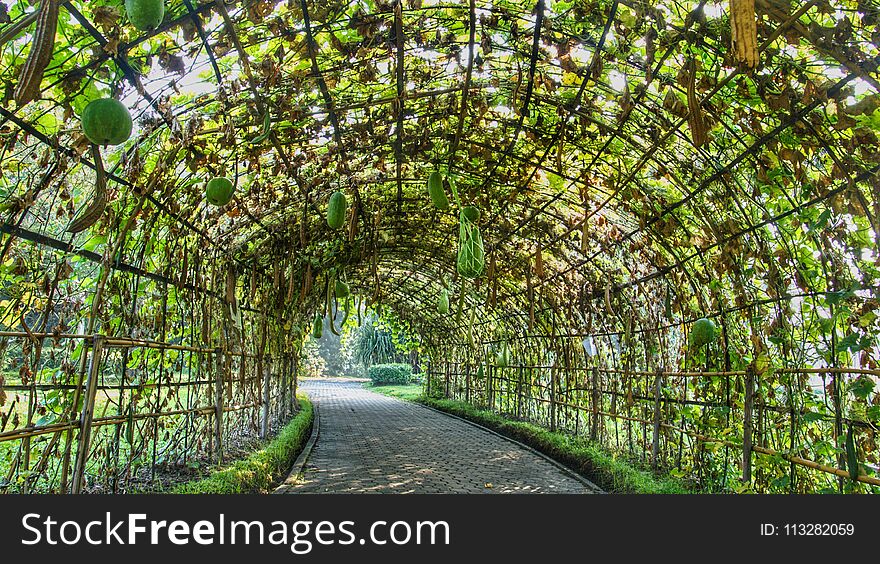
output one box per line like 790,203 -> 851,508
849,376 -> 875,400
801,411 -> 825,423
82,234 -> 107,252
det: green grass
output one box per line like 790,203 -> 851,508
362,382 -> 424,401
419,398 -> 691,494
367,383 -> 690,494
172,394 -> 313,494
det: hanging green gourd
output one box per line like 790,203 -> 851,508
437,287 -> 450,314
311,313 -> 323,339
461,205 -> 480,223
457,206 -> 485,279
13,0 -> 59,106
845,424 -> 859,481
496,341 -> 511,368
249,111 -> 271,144
81,98 -> 133,146
427,171 -> 450,210
689,317 -> 718,348
66,144 -> 108,233
335,279 -> 350,299
327,191 -> 347,229
125,0 -> 165,31
206,177 -> 235,206
124,405 -> 134,445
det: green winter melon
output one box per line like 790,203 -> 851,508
335,279 -> 350,299
311,314 -> 323,339
206,177 -> 234,206
690,317 -> 718,348
427,171 -> 449,210
461,205 -> 480,223
457,212 -> 485,280
125,0 -> 165,31
437,288 -> 450,314
81,98 -> 132,146
327,191 -> 347,229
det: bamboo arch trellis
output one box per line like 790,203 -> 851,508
0,0 -> 878,493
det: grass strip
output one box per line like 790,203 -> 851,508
173,395 -> 313,494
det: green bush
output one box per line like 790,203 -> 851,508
368,363 -> 412,385
172,395 -> 313,494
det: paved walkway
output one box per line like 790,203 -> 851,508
276,379 -> 595,494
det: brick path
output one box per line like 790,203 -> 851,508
276,379 -> 595,494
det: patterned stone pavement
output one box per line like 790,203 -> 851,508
276,379 -> 596,494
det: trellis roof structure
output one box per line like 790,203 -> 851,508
0,0 -> 878,493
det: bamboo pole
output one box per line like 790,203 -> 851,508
71,335 -> 104,494
549,364 -> 557,432
214,347 -> 225,463
590,367 -> 599,441
651,368 -> 663,467
426,360 -> 432,397
261,364 -> 270,439
742,366 -> 755,484
516,365 -> 523,419
545,396 -> 880,488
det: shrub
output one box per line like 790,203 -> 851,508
368,363 -> 412,385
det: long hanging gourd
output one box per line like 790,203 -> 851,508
66,144 -> 108,233
427,171 -> 450,210
335,278 -> 350,299
327,279 -> 343,336
347,198 -> 359,242
338,295 -> 351,328
685,58 -> 709,148
249,111 -> 271,144
846,425 -> 859,481
581,206 -> 589,254
534,246 -> 545,278
13,0 -> 58,106
311,313 -> 323,339
730,0 -> 758,69
225,263 -> 237,312
496,341 -> 511,368
604,284 -> 615,317
286,263 -> 296,303
457,206 -> 485,279
454,281 -> 466,326
488,255 -> 497,308
437,287 -> 450,314
299,263 -> 313,304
